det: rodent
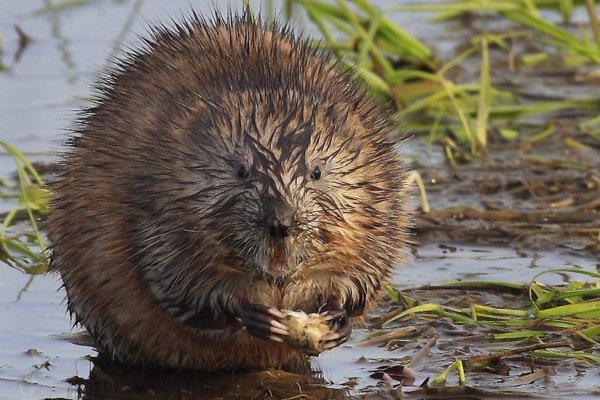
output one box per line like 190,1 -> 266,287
46,12 -> 411,370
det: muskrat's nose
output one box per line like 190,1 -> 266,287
268,221 -> 290,238
263,195 -> 294,238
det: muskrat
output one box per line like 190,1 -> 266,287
46,12 -> 411,370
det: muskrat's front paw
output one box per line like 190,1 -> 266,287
237,303 -> 289,342
320,309 -> 352,350
280,309 -> 351,355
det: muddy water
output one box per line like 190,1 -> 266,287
1,1 -> 599,399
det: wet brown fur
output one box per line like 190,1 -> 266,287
46,12 -> 411,370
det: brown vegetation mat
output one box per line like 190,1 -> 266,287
411,128 -> 599,252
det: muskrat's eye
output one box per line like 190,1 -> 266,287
237,164 -> 250,179
310,166 -> 321,181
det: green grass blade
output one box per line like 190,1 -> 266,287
475,37 -> 491,147
536,300 -> 600,318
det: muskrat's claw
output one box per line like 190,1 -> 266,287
320,309 -> 352,350
237,302 -> 289,342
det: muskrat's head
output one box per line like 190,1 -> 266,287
176,86 -> 407,280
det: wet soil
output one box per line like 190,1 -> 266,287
413,131 -> 600,251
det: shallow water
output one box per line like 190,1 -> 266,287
1,1 -> 599,399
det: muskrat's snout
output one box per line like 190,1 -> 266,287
253,194 -> 300,277
262,195 -> 295,239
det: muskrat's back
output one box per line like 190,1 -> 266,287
47,13 -> 411,370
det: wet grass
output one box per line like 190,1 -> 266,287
288,0 -> 600,158
367,266 -> 600,390
0,142 -> 48,274
387,270 -> 600,348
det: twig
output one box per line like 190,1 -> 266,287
358,326 -> 421,347
421,209 -> 599,224
465,341 -> 571,366
407,335 -> 438,368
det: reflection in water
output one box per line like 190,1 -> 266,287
104,0 -> 145,68
43,0 -> 77,84
13,25 -> 33,64
72,357 -> 349,400
13,274 -> 35,303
